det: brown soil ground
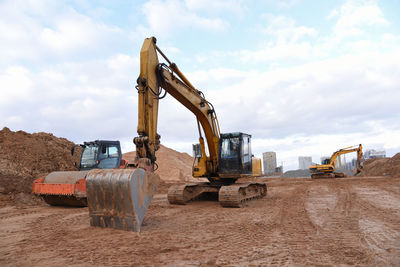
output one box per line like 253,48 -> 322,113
1,128 -> 400,266
1,176 -> 400,266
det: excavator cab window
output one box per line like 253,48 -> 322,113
322,158 -> 330,164
218,132 -> 252,175
220,138 -> 240,159
241,136 -> 252,173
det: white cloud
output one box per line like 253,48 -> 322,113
262,14 -> 317,43
240,42 -> 314,62
230,14 -> 318,63
329,0 -> 389,40
137,0 -> 229,38
0,0 -> 124,66
0,52 -> 139,144
184,0 -> 245,15
39,15 -> 121,53
0,66 -> 34,106
275,0 -> 301,9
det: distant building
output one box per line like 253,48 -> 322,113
364,149 -> 386,159
298,156 -> 312,170
263,152 -> 277,175
275,166 -> 283,175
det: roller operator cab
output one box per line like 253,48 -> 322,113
77,140 -> 122,170
218,132 -> 252,175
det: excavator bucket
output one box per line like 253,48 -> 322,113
85,168 -> 159,232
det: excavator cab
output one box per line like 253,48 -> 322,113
218,132 -> 252,175
321,158 -> 330,165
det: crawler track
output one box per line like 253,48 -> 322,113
167,182 -> 267,207
219,182 -> 267,207
167,183 -> 219,204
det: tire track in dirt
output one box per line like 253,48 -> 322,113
0,206 -> 72,266
351,180 -> 400,266
279,183 -> 329,266
303,180 -> 370,265
1,177 -> 400,266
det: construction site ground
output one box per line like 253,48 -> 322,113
1,176 -> 399,266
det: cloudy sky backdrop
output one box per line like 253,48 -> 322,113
1,0 -> 399,170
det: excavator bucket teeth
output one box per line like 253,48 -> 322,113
86,168 -> 159,232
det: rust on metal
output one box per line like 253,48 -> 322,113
86,168 -> 160,232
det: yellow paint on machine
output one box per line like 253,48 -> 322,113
252,157 -> 262,177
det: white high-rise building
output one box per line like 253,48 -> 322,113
364,149 -> 386,159
298,156 -> 312,170
263,152 -> 277,175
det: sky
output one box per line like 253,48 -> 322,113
1,0 -> 399,171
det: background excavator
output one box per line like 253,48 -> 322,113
85,37 -> 266,232
32,140 -> 126,206
309,144 -> 363,179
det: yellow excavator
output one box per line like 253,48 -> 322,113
85,37 -> 266,232
309,144 -> 363,179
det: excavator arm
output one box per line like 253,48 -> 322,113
329,144 -> 363,169
134,37 -> 220,177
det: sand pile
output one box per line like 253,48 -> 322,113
123,145 -> 204,183
0,127 -> 79,178
360,153 -> 400,177
0,127 -> 79,202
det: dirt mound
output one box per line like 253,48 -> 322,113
0,127 -> 80,204
386,153 -> 400,177
0,127 -> 79,178
359,153 -> 400,177
123,145 -> 205,183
